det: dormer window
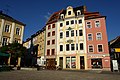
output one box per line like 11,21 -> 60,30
68,11 -> 71,15
77,10 -> 81,16
61,14 -> 64,19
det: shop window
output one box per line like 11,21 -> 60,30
71,57 -> 76,68
66,57 -> 70,68
91,58 -> 102,69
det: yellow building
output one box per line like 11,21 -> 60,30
0,11 -> 25,47
23,27 -> 46,66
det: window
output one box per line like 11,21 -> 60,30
2,37 -> 8,46
86,22 -> 91,28
71,30 -> 74,37
71,57 -> 76,68
52,31 -> 55,36
60,45 -> 63,51
66,21 -> 69,25
96,33 -> 102,40
66,31 -> 69,37
77,10 -> 81,16
88,34 -> 92,41
60,32 -> 63,38
60,23 -> 63,27
66,57 -> 70,68
47,49 -> 50,56
68,11 -> 71,15
52,39 -> 55,44
48,32 -> 50,37
76,44 -> 78,50
79,30 -> 83,36
79,20 -> 82,24
98,45 -> 103,52
4,24 -> 10,32
16,27 -> 20,35
61,14 -> 64,19
48,25 -> 51,30
52,24 -> 55,28
71,44 -> 75,50
95,21 -> 100,27
88,45 -> 93,52
71,20 -> 74,24
14,39 -> 19,43
51,49 -> 55,55
76,30 -> 78,36
80,43 -> 84,50
66,44 -> 70,51
47,40 -> 50,45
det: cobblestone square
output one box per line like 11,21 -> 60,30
0,70 -> 120,80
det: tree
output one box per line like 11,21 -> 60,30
0,42 -> 27,66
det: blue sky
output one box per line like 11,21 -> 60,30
0,0 -> 120,41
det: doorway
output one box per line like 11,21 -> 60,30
80,56 -> 85,69
59,57 -> 63,68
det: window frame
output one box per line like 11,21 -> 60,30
88,45 -> 94,53
97,44 -> 104,52
96,32 -> 102,40
87,33 -> 93,41
86,22 -> 92,28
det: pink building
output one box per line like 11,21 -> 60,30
85,12 -> 110,70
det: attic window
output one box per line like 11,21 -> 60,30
61,14 -> 64,19
68,11 -> 71,15
77,10 -> 81,16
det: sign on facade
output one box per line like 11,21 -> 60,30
112,60 -> 118,71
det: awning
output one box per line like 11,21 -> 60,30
0,52 -> 10,57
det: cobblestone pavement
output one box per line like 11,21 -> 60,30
0,69 -> 120,80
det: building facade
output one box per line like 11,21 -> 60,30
57,6 -> 87,70
45,11 -> 62,69
85,12 -> 110,70
0,11 -> 25,47
24,5 -> 110,70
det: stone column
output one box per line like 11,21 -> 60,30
17,57 -> 21,66
9,22 -> 15,43
0,19 -> 5,46
20,26 -> 24,44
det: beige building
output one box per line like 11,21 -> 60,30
23,27 -> 46,66
57,6 -> 87,70
0,11 -> 25,47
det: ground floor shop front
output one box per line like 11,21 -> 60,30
57,54 -> 88,70
56,54 -> 110,70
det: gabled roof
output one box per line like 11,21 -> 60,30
46,10 -> 63,25
109,36 -> 120,48
84,11 -> 106,20
0,11 -> 26,26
